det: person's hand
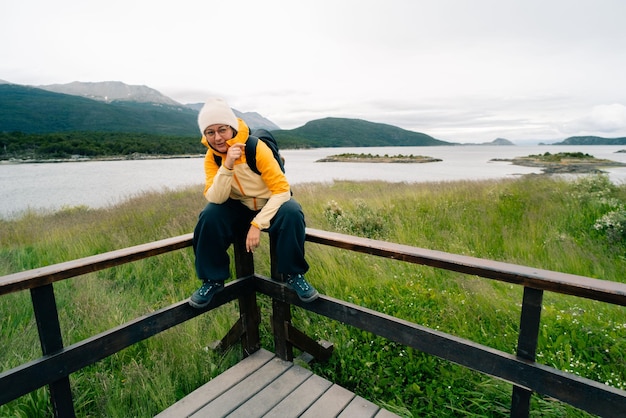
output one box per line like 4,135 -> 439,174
246,224 -> 261,253
224,143 -> 245,169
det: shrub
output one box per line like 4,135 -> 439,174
323,199 -> 387,239
594,208 -> 626,245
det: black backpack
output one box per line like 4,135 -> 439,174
213,129 -> 285,175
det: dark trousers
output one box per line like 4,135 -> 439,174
193,198 -> 309,282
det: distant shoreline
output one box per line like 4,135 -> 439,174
0,154 -> 205,165
3,147 -> 625,166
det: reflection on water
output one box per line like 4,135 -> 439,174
1,145 -> 625,218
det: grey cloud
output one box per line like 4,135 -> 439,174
561,104 -> 626,136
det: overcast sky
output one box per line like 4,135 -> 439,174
2,0 -> 626,143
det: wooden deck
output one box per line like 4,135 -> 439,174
155,349 -> 400,418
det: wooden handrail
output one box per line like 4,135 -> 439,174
1,229 -> 625,417
305,228 -> 626,306
4,229 -> 625,306
0,233 -> 193,296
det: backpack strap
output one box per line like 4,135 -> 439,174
213,152 -> 222,168
245,135 -> 261,175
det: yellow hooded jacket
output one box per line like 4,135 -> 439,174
201,118 -> 291,230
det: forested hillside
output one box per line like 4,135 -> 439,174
551,136 -> 626,145
1,84 -> 455,160
275,117 -> 449,147
0,84 -> 198,135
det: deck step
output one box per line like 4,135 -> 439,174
155,349 -> 401,418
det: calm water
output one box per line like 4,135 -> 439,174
2,145 -> 625,219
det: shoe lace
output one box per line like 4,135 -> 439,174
289,275 -> 310,291
199,281 -> 219,296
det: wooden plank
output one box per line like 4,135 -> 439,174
375,409 -> 403,418
226,364 -> 313,418
300,384 -> 355,418
191,356 -> 292,417
155,349 -> 274,417
157,349 -> 401,418
338,395 -> 382,417
264,374 -> 333,418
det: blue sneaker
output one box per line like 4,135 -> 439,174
189,280 -> 224,308
285,274 -> 319,302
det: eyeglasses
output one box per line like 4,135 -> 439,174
204,126 -> 231,138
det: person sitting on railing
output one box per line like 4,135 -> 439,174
189,97 -> 319,308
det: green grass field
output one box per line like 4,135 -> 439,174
1,174 -> 624,417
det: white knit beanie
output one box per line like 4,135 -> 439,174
197,97 -> 239,134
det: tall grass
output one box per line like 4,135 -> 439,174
1,175 -> 624,417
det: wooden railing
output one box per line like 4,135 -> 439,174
1,228 -> 625,417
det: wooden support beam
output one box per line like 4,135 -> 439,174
212,235 -> 261,357
31,284 -> 75,418
285,323 -> 334,362
511,287 -> 544,418
269,235 -> 295,361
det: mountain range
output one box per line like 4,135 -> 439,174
39,81 -> 182,106
0,81 -> 450,147
0,81 -> 279,134
36,82 -> 281,131
2,80 -> 625,147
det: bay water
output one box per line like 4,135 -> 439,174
2,145 -> 625,219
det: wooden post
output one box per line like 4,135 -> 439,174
269,235 -> 295,361
210,234 -> 260,356
31,285 -> 76,418
231,236 -> 261,357
268,234 -> 333,362
510,287 -> 544,417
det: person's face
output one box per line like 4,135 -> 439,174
204,124 -> 234,153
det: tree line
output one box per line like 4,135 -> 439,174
0,131 -> 206,160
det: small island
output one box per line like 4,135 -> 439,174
317,153 -> 442,163
492,152 -> 626,174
